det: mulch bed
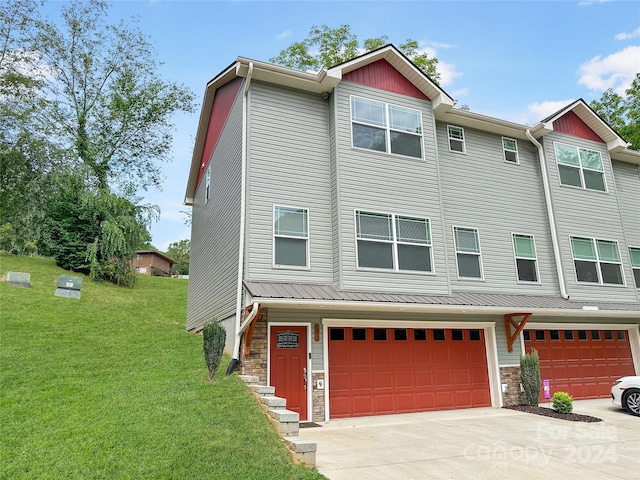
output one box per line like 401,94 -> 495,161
504,404 -> 603,422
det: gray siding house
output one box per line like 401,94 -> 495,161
185,45 -> 640,422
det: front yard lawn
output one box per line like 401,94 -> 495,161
0,255 -> 325,479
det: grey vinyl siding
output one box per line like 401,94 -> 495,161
613,161 -> 640,297
246,82 -> 333,283
185,85 -> 244,331
542,133 -> 638,302
333,81 -> 450,294
266,308 -> 508,370
329,95 -> 341,285
437,122 -> 559,295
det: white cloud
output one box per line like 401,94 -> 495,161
277,30 -> 292,40
615,27 -> 640,41
578,45 -> 640,94
506,100 -> 576,125
438,60 -> 462,86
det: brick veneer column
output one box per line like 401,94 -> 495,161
311,372 -> 325,422
500,366 -> 526,405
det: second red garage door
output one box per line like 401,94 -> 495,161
328,327 -> 491,418
524,328 -> 635,400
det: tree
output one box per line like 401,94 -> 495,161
43,169 -> 158,287
33,0 -> 195,191
590,73 -> 640,151
166,239 -> 190,275
270,24 -> 440,82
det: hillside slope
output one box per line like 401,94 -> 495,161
0,255 -> 324,480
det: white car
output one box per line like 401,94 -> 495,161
611,376 -> 640,416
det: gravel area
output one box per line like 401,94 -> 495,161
504,404 -> 603,422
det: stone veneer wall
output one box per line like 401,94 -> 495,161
311,372 -> 325,422
500,366 -> 526,406
239,308 -> 268,385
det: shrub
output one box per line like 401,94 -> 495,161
520,349 -> 541,406
551,391 -> 573,414
203,320 -> 226,381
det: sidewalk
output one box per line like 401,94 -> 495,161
300,399 -> 640,480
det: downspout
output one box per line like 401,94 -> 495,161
526,129 -> 569,299
227,62 -> 254,375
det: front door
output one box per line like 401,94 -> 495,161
269,325 -> 308,421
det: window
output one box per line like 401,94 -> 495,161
554,143 -> 606,192
502,137 -> 519,164
454,227 -> 483,279
512,234 -> 539,283
355,211 -> 433,272
447,125 -> 465,153
571,237 -> 623,285
273,206 -> 309,268
205,166 -> 211,203
351,96 -> 423,158
629,247 -> 640,288
374,328 -> 387,341
352,328 -> 366,341
414,329 -> 427,341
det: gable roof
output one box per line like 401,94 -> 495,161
186,48 -> 640,203
136,250 -> 177,265
529,98 -> 640,165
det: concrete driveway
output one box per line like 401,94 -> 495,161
299,399 -> 640,480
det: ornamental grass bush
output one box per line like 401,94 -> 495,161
551,391 -> 574,414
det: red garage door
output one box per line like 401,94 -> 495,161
524,329 -> 635,400
328,327 -> 491,418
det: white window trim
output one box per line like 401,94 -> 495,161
453,225 -> 484,280
272,204 -> 310,270
511,233 -> 540,284
350,95 -> 424,160
354,209 -> 434,274
205,166 -> 211,204
570,235 -> 625,287
553,142 -> 608,193
629,246 -> 640,289
502,137 -> 519,164
447,125 -> 466,154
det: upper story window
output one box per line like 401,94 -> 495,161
454,226 -> 483,279
350,96 -> 423,159
502,137 -> 519,164
554,143 -> 606,192
355,211 -> 432,273
273,206 -> 309,268
205,166 -> 211,203
629,247 -> 640,288
570,236 -> 623,285
512,234 -> 539,283
447,125 -> 466,153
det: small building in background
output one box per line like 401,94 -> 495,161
132,250 -> 176,277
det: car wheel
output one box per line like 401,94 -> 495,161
622,389 -> 640,417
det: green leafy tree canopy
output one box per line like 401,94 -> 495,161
590,72 -> 640,151
33,0 -> 196,191
270,24 -> 440,83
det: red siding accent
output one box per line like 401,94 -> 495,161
343,59 -> 429,100
196,77 -> 243,188
553,110 -> 603,143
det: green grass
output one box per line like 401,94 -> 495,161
0,255 -> 325,480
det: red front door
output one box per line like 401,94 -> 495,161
269,325 -> 308,421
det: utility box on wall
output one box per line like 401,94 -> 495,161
55,275 -> 83,299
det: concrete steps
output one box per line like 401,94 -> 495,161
239,375 -> 316,466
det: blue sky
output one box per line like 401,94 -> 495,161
40,0 -> 640,251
